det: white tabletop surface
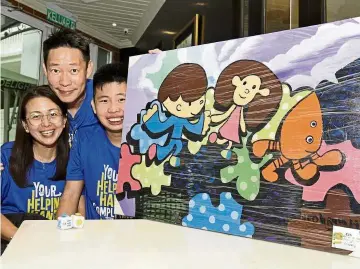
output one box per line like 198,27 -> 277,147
1,219 -> 359,269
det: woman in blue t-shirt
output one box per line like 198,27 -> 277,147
1,85 -> 69,253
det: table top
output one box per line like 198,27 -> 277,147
1,219 -> 359,269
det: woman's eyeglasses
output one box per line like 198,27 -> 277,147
26,111 -> 63,126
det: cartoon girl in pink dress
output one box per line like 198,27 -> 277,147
209,60 -> 283,159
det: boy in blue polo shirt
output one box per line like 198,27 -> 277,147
56,63 -> 126,219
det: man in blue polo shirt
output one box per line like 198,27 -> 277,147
42,28 -> 98,147
42,28 -> 161,146
56,63 -> 126,219
41,29 -> 98,216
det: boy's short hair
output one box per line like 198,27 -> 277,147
43,28 -> 91,66
158,63 -> 207,103
93,63 -> 127,99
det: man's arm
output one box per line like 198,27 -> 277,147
77,195 -> 86,217
61,129 -> 85,217
56,180 -> 84,218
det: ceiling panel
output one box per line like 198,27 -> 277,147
20,0 -> 165,48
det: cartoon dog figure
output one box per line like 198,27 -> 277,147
252,92 -> 345,184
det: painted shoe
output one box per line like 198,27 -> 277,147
209,132 -> 218,144
148,144 -> 157,160
170,156 -> 180,167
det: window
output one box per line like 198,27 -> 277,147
97,47 -> 112,69
1,14 -> 43,143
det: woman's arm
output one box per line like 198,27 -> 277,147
1,214 -> 18,241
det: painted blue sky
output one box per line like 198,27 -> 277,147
122,17 -> 360,139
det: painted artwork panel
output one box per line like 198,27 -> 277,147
116,17 -> 360,257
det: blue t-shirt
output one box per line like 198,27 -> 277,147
66,124 -> 120,220
1,142 -> 65,220
68,79 -> 99,146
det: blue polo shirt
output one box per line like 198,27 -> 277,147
68,79 -> 99,146
1,142 -> 65,220
66,124 -> 120,220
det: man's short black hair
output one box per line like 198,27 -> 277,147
43,28 -> 91,66
93,63 -> 127,99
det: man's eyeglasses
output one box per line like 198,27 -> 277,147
26,111 -> 63,126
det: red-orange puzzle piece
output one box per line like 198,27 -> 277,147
116,143 -> 142,194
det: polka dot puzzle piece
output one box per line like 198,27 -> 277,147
220,134 -> 272,200
182,192 -> 255,238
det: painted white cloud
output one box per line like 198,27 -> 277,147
265,20 -> 360,72
177,48 -> 188,63
218,39 -> 238,62
219,36 -> 264,70
286,38 -> 360,90
201,43 -> 221,86
128,55 -> 142,69
138,52 -> 167,93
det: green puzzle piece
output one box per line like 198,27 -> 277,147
131,156 -> 171,195
220,134 -> 272,201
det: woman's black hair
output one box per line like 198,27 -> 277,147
10,85 -> 69,187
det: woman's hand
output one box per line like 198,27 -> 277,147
1,214 -> 18,242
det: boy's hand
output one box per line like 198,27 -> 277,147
148,49 -> 162,54
0,163 -> 4,171
202,110 -> 211,135
143,104 -> 158,123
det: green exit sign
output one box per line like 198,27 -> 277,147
47,8 -> 76,29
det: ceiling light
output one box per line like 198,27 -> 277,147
194,2 -> 207,6
112,23 -> 117,27
81,0 -> 100,3
162,30 -> 176,35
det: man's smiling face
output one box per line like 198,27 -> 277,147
43,47 -> 93,106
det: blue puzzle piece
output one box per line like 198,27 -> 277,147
182,192 -> 255,237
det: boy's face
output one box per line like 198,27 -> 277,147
92,82 -> 126,133
163,95 -> 205,119
43,47 -> 93,105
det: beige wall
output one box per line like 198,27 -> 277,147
327,0 -> 360,22
265,0 -> 299,33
